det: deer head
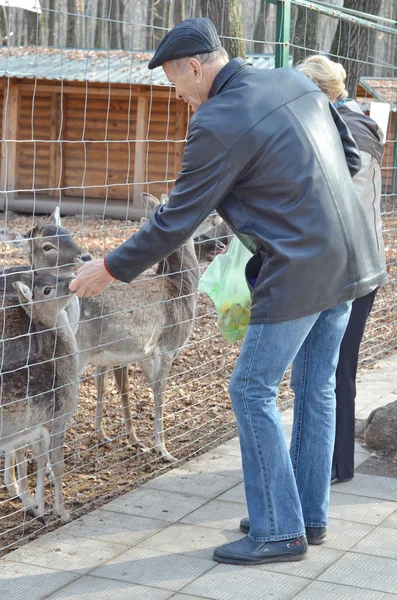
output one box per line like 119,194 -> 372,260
0,208 -> 92,274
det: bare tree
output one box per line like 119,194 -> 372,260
330,0 -> 382,95
48,0 -> 56,47
200,0 -> 245,59
0,6 -> 8,45
67,0 -> 77,47
109,0 -> 120,48
95,0 -> 105,48
26,8 -> 44,45
374,0 -> 397,77
172,0 -> 185,25
253,0 -> 270,54
146,0 -> 171,50
292,6 -> 320,65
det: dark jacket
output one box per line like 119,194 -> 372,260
106,58 -> 387,324
338,100 -> 386,269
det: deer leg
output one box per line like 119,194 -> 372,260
31,429 -> 51,523
94,365 -> 111,442
113,366 -> 147,451
143,353 -> 177,463
4,451 -> 19,499
13,447 -> 38,517
49,429 -> 70,523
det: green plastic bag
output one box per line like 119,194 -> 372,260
199,235 -> 253,343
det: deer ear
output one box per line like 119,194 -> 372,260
141,192 -> 161,218
12,281 -> 33,303
0,228 -> 28,249
160,194 -> 169,205
47,206 -> 61,227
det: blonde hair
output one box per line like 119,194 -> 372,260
296,55 -> 348,102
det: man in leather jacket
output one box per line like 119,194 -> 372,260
71,19 -> 387,565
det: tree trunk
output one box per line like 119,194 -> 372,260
26,9 -> 42,45
173,0 -> 185,26
253,0 -> 270,54
292,6 -> 319,65
95,0 -> 107,48
109,0 -> 120,48
200,0 -> 245,59
67,0 -> 77,47
0,6 -> 8,46
330,0 -> 382,96
48,0 -> 56,47
147,0 -> 171,50
118,0 -> 126,49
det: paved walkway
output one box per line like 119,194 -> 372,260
2,354 -> 397,600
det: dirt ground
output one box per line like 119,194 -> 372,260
0,208 -> 396,555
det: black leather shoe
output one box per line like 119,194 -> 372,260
239,518 -> 327,545
305,526 -> 327,545
331,466 -> 353,485
213,534 -> 308,565
331,475 -> 353,485
239,517 -> 250,534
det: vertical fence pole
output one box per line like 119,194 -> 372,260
393,110 -> 397,195
275,0 -> 291,68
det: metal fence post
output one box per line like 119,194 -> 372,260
393,111 -> 397,194
274,0 -> 291,68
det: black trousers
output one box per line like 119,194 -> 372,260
332,288 -> 378,480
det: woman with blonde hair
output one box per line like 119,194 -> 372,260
296,55 -> 386,485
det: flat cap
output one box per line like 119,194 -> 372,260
148,17 -> 222,70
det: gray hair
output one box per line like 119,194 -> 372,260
173,47 -> 229,72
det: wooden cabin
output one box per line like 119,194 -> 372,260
0,48 -> 192,219
0,48 -> 395,219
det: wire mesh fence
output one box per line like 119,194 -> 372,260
0,0 -> 396,554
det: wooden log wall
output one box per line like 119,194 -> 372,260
0,78 -> 394,209
0,79 -> 189,210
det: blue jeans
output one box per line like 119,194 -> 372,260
229,302 -> 352,542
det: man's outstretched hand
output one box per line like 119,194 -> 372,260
69,258 -> 114,297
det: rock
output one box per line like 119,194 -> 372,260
364,399 -> 397,454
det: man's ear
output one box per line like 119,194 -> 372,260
188,57 -> 203,82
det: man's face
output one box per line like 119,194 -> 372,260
163,59 -> 206,112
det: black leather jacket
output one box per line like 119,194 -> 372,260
106,58 -> 387,323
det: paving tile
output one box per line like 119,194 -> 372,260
143,469 -> 239,499
138,523 -> 243,560
329,492 -> 397,525
90,546 -> 214,592
0,561 -> 78,600
291,580 -> 397,599
260,545 -> 343,580
356,393 -> 397,419
181,499 -> 246,531
351,527 -> 397,559
380,510 -> 397,529
217,482 -> 245,504
325,518 -> 374,551
172,596 -> 212,600
355,442 -> 370,455
318,552 -> 397,593
103,487 -> 209,522
46,575 -> 173,599
354,452 -> 371,468
58,509 -> 169,547
213,438 -> 241,457
7,531 -> 127,575
181,452 -> 243,480
331,473 -> 397,501
182,563 -> 309,600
